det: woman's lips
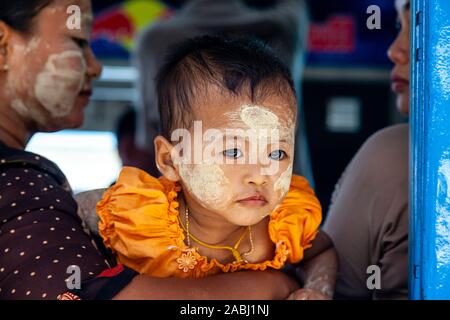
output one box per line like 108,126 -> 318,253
391,75 -> 409,93
237,195 -> 268,206
77,89 -> 92,106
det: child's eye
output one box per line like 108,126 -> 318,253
269,150 -> 287,161
223,148 -> 243,158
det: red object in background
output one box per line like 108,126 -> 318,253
92,9 -> 134,41
308,15 -> 356,53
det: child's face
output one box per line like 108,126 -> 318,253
166,86 -> 297,227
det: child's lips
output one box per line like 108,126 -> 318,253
237,194 -> 268,206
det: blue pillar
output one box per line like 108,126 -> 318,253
410,0 -> 450,299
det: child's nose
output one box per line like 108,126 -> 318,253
244,171 -> 268,186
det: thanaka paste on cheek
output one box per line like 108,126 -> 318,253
34,50 -> 86,117
7,41 -> 47,123
25,37 -> 42,54
274,163 -> 293,200
178,163 -> 232,210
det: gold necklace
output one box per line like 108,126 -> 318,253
178,207 -> 254,263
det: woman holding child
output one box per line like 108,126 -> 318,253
0,0 -> 335,300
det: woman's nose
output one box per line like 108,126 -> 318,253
387,33 -> 409,65
85,47 -> 102,80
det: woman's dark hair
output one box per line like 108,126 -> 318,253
156,35 -> 296,140
0,0 -> 53,32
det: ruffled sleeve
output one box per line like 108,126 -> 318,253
268,175 -> 322,264
97,166 -> 185,275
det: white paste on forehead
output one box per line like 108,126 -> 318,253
34,51 -> 86,117
274,164 -> 293,199
178,163 -> 231,208
225,104 -> 295,138
240,105 -> 279,130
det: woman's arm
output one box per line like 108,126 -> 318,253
113,270 -> 299,300
74,189 -> 106,235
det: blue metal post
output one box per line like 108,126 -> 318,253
410,0 -> 450,299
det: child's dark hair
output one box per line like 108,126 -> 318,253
156,35 -> 296,140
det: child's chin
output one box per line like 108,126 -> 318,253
230,209 -> 270,226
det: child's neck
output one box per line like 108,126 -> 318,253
179,194 -> 274,264
180,196 -> 245,247
190,209 -> 244,246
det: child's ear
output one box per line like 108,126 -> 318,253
154,135 -> 181,182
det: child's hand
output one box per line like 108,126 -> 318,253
286,288 -> 332,300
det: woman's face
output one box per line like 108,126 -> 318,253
3,0 -> 101,131
388,0 -> 410,115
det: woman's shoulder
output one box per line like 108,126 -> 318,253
0,140 -> 70,190
350,124 -> 409,179
0,143 -> 113,299
326,124 -> 409,221
362,123 -> 409,158
0,141 -> 76,220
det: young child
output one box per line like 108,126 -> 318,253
97,36 -> 337,300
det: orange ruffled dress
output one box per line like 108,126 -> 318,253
97,167 -> 322,278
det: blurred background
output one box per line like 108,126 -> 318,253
26,0 -> 404,214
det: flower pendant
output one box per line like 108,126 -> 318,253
177,250 -> 198,273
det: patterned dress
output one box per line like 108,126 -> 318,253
0,140 -> 136,300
